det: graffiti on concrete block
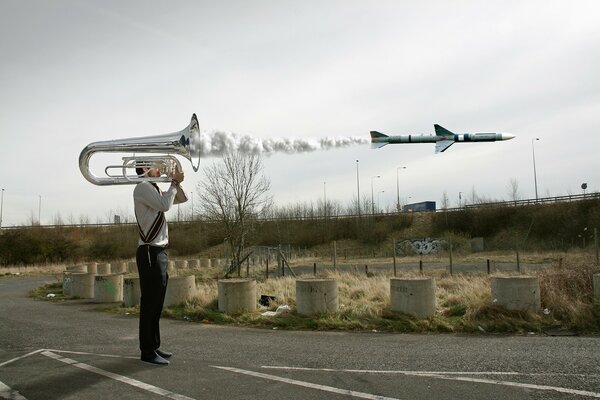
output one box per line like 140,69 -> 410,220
396,238 -> 444,255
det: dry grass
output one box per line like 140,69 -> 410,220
23,251 -> 600,333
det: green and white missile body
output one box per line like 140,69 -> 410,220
370,125 -> 515,153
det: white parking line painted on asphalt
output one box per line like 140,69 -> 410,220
0,350 -> 45,368
45,349 -> 138,360
262,366 -> 600,399
41,351 -> 195,400
213,365 -> 400,400
0,380 -> 28,400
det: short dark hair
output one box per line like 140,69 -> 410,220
136,167 -> 144,176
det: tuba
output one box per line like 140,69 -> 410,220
79,114 -> 200,185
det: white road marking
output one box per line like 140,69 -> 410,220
45,349 -> 138,360
213,365 -> 400,400
0,350 -> 45,368
41,351 -> 195,400
0,381 -> 28,400
262,365 -> 600,399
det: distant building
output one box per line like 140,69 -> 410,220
403,201 -> 436,213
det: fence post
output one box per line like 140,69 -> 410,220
595,227 -> 599,266
487,259 -> 490,275
365,265 -> 368,276
314,262 -> 317,276
419,259 -> 423,275
266,258 -> 269,280
449,239 -> 453,276
515,233 -> 521,273
392,238 -> 397,277
333,241 -> 337,271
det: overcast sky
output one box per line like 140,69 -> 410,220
1,0 -> 599,226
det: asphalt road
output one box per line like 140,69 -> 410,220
1,275 -> 599,400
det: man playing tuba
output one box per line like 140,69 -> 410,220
133,163 -> 187,365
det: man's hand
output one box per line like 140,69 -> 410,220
170,165 -> 185,184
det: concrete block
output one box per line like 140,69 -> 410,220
296,278 -> 338,316
390,277 -> 436,319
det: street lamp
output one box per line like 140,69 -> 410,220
38,195 -> 42,225
532,138 -> 540,201
378,190 -> 385,214
0,188 -> 4,229
371,175 -> 381,215
396,166 -> 407,212
356,160 -> 361,217
459,192 -> 463,208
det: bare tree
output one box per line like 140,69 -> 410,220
507,178 -> 522,203
198,150 -> 271,270
441,190 -> 449,210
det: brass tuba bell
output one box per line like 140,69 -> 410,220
79,114 -> 200,186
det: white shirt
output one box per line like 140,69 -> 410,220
133,181 -> 188,247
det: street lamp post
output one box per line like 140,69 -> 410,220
38,195 -> 42,225
371,175 -> 381,215
378,190 -> 385,214
396,166 -> 407,212
356,160 -> 361,217
532,138 -> 540,201
459,192 -> 463,208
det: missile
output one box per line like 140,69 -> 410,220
370,124 -> 515,153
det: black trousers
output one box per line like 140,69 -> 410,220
136,245 -> 169,355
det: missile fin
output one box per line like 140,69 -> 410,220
435,140 -> 454,153
434,124 -> 454,137
371,142 -> 388,149
370,131 -> 388,139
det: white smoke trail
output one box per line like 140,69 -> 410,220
191,130 -> 369,157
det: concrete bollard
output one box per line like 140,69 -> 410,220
128,261 -> 138,274
175,260 -> 188,270
66,265 -> 87,273
218,279 -> 256,313
97,263 -> 111,275
112,262 -> 128,274
390,277 -> 436,319
71,273 -> 95,299
167,260 -> 176,276
93,274 -> 124,303
123,276 -> 141,307
296,278 -> 338,316
87,262 -> 98,274
62,272 -> 74,296
188,259 -> 200,269
164,275 -> 197,307
491,276 -> 541,312
200,258 -> 211,269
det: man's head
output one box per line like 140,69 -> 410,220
136,164 -> 160,178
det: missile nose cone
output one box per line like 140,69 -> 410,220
501,133 -> 515,140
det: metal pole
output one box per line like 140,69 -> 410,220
38,195 -> 41,225
532,138 -> 540,201
595,227 -> 599,266
356,160 -> 361,217
333,240 -> 337,271
371,175 -> 380,215
396,166 -> 406,212
449,239 -> 453,276
392,238 -> 397,277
